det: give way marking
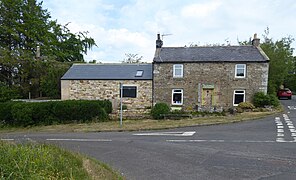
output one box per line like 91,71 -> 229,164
133,131 -> 196,137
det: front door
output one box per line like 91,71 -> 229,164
202,89 -> 213,106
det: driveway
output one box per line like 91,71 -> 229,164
1,98 -> 296,180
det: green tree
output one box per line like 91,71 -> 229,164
260,28 -> 295,94
0,0 -> 96,98
40,61 -> 71,98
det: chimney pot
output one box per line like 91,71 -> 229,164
252,33 -> 260,47
156,33 -> 163,48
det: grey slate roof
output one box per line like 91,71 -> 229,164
61,64 -> 152,80
153,46 -> 269,62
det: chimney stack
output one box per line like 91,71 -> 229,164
156,33 -> 163,48
252,33 -> 260,47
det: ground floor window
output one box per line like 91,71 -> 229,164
233,90 -> 245,106
172,89 -> 183,105
122,86 -> 137,98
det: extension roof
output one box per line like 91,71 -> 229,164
153,46 -> 269,63
61,64 -> 152,80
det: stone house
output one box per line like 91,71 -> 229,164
153,34 -> 269,111
61,34 -> 269,113
61,64 -> 153,114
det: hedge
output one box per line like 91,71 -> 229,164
0,100 -> 111,127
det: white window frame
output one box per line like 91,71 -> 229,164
172,89 -> 183,105
173,64 -> 183,78
233,90 -> 245,106
235,64 -> 246,78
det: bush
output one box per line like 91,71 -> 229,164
238,102 -> 255,110
0,102 -> 23,125
253,92 -> 280,108
151,102 -> 170,119
1,100 -> 110,127
11,103 -> 34,126
97,100 -> 112,114
0,84 -> 20,102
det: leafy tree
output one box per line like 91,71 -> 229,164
0,0 -> 96,98
260,28 -> 295,94
238,28 -> 295,94
40,61 -> 71,98
122,53 -> 143,63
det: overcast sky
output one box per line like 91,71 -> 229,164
42,0 -> 296,63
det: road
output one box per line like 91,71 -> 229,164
1,98 -> 296,180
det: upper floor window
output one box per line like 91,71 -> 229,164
173,64 -> 183,78
235,64 -> 246,78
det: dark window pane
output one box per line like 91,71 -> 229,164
122,86 -> 137,98
234,94 -> 244,104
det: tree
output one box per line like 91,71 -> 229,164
40,61 -> 71,98
122,53 -> 143,63
0,0 -> 96,62
0,0 -> 96,98
260,28 -> 295,94
238,28 -> 295,94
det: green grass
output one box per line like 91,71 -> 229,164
0,141 -> 123,180
0,110 -> 281,133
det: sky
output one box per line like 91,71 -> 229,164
42,0 -> 296,63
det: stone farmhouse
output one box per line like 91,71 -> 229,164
61,34 -> 269,114
153,34 -> 269,112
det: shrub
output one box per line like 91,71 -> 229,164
52,100 -> 108,123
0,101 -> 23,125
1,100 -> 110,127
268,94 -> 280,107
253,92 -> 280,108
11,103 -> 34,126
238,102 -> 255,110
98,100 -> 112,114
151,102 -> 170,119
0,84 -> 20,102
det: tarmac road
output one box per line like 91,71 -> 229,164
1,97 -> 296,180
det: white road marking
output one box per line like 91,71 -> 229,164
167,139 -> 295,143
276,138 -> 286,142
1,139 -> 14,141
275,117 -> 280,120
133,131 -> 196,136
277,126 -> 284,129
46,139 -> 112,142
277,133 -> 284,137
277,129 -> 284,133
288,126 -> 295,129
290,129 -> 296,133
291,133 -> 296,137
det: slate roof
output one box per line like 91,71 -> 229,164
61,64 -> 152,80
153,46 -> 269,63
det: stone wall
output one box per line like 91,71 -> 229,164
61,80 -> 152,116
153,62 -> 269,111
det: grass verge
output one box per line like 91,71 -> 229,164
0,111 -> 280,133
0,141 -> 123,180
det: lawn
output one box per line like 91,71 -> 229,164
0,111 -> 279,133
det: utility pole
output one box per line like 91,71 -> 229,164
120,83 -> 123,127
